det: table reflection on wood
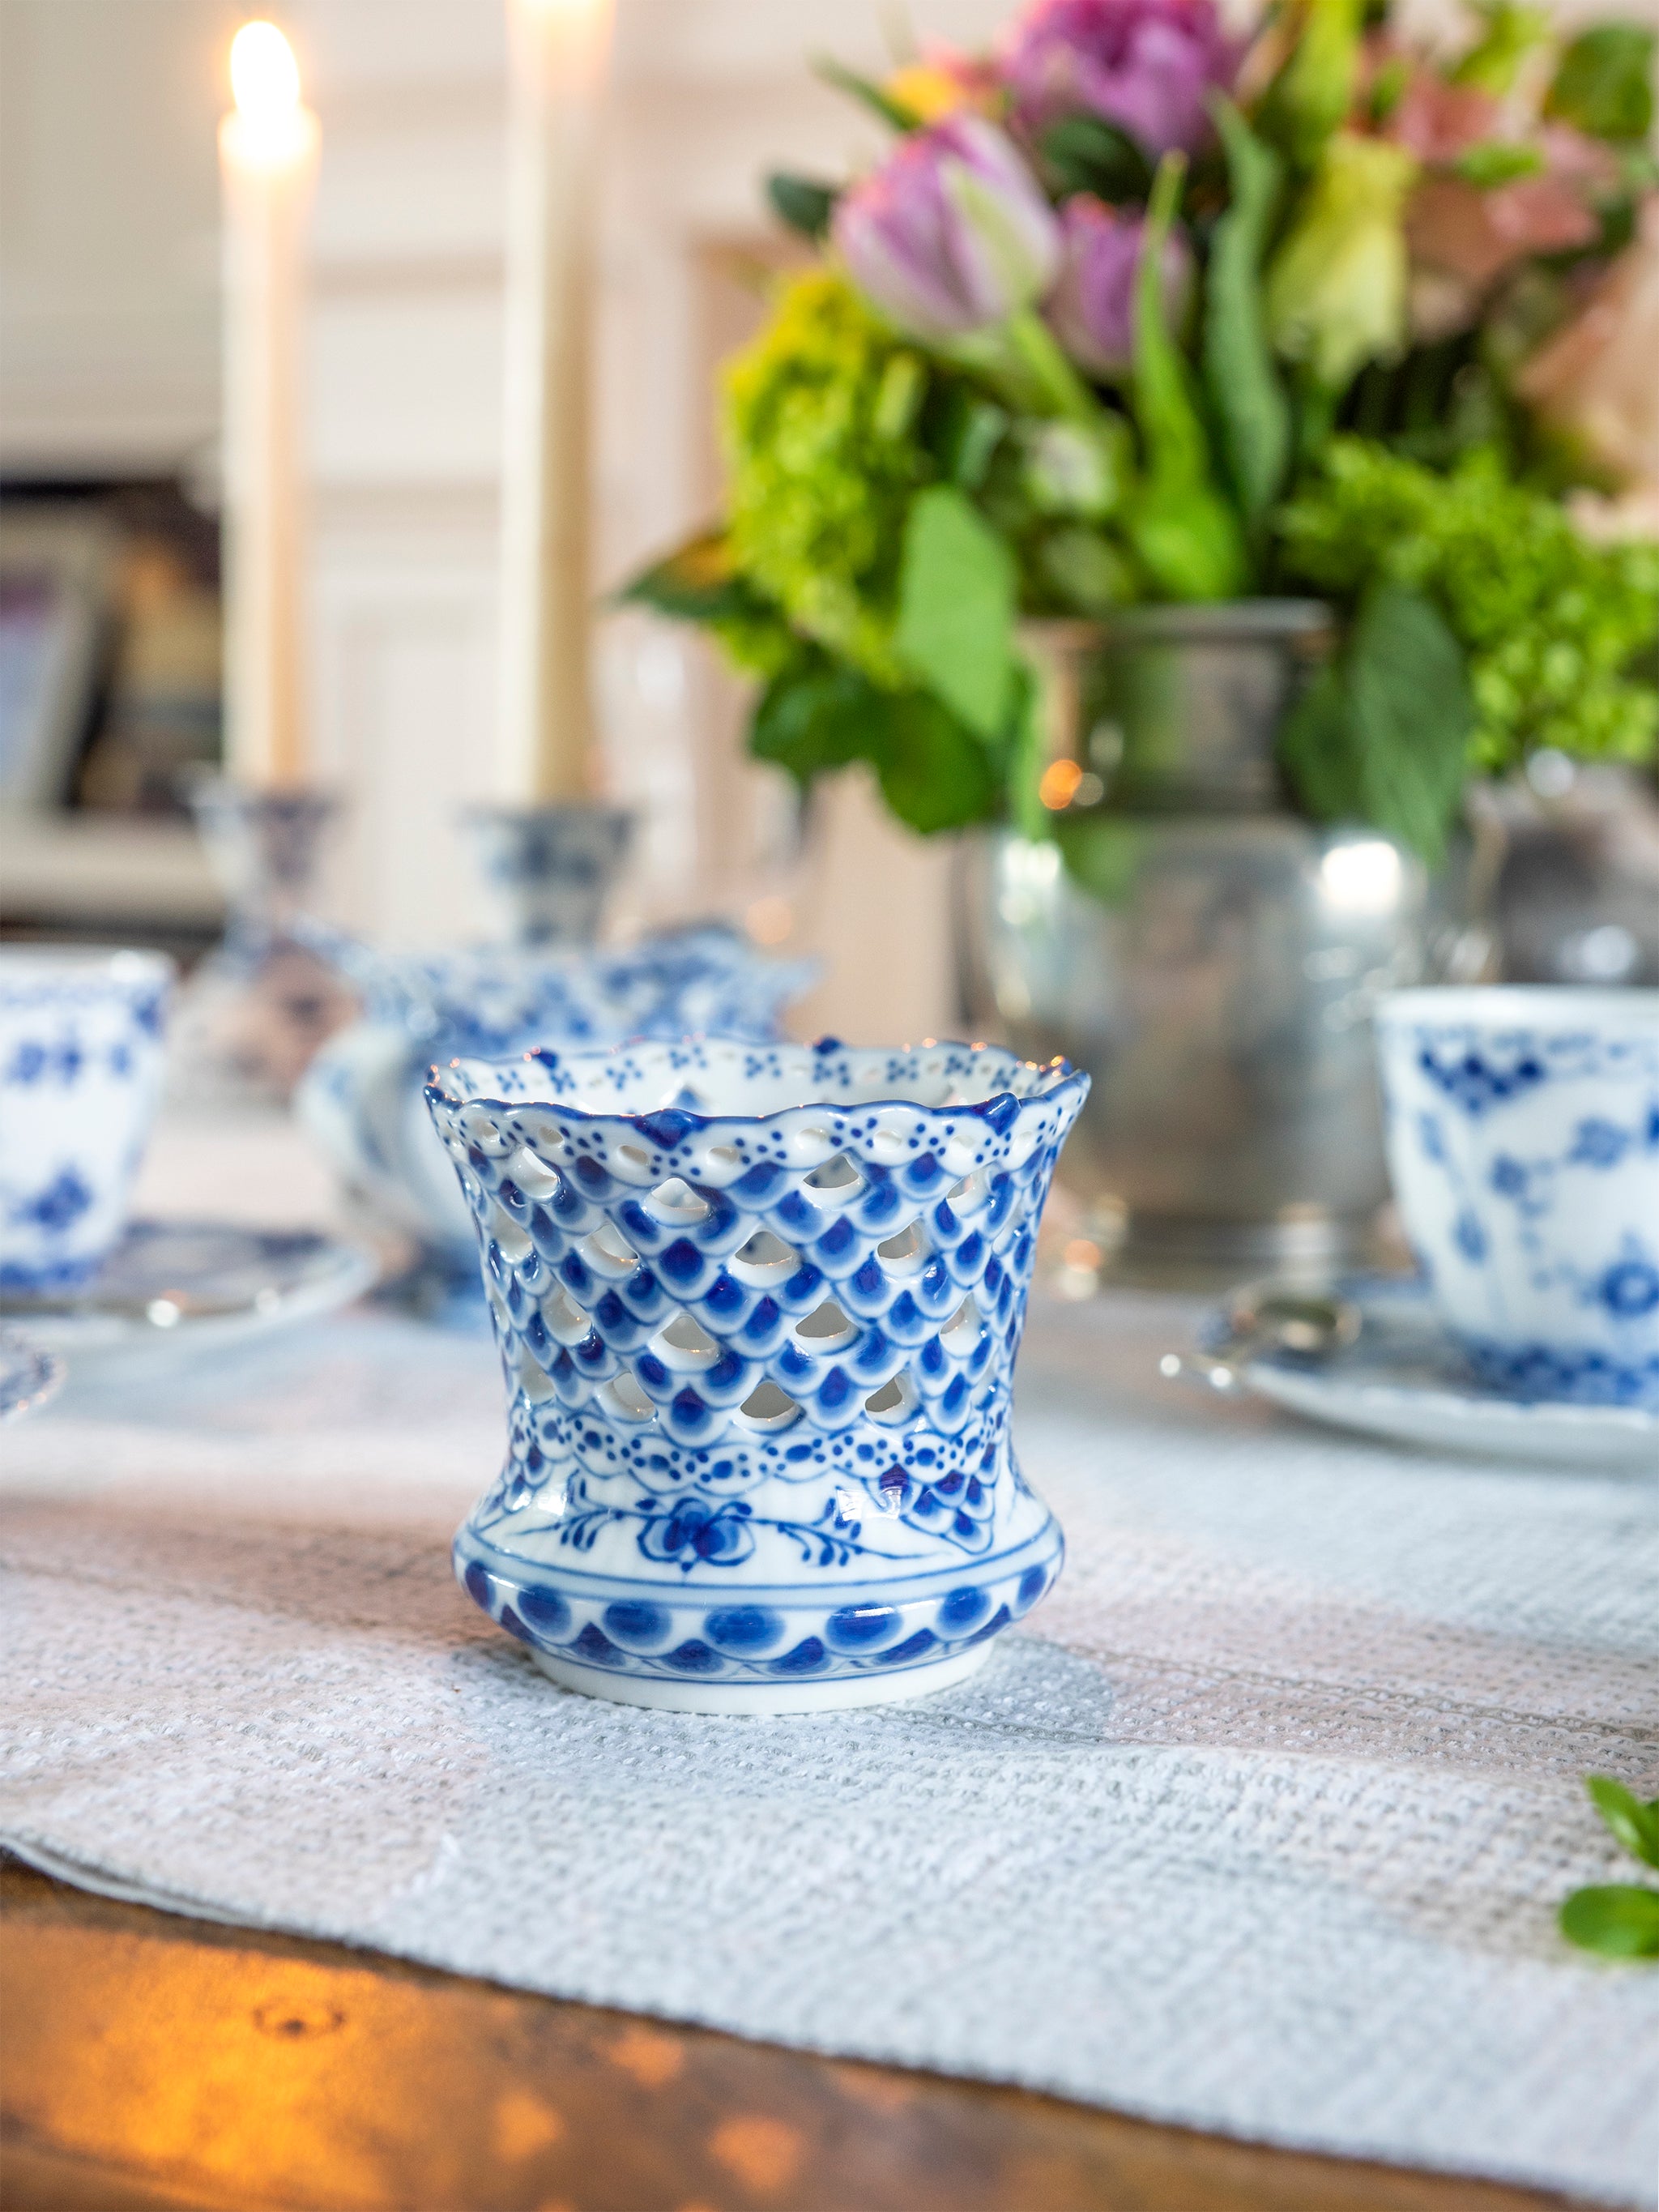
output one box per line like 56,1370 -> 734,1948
0,1858 -> 1584,2212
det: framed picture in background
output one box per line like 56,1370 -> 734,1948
0,485 -> 224,822
0,506 -> 115,811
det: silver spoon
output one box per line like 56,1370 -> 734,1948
1159,1283 -> 1362,1395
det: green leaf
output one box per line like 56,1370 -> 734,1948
766,172 -> 839,242
1367,55 -> 1410,124
1037,526 -> 1137,615
872,352 -> 928,444
1004,308 -> 1105,427
873,689 -> 1001,834
1256,0 -> 1367,167
896,485 -> 1017,741
1204,99 -> 1290,534
1586,1776 -> 1659,1872
1128,494 -> 1251,602
946,311 -> 1102,428
932,389 -> 1009,491
1278,583 -> 1472,861
1278,660 -> 1364,822
748,659 -> 875,784
1005,660 -> 1050,844
1451,1 -> 1550,96
1546,25 -> 1656,142
1133,157 -> 1206,485
748,655 -> 1000,836
1128,154 -> 1252,601
1454,140 -> 1543,188
1038,113 -> 1153,202
619,532 -> 771,624
812,55 -> 922,131
1347,583 -> 1472,863
1559,1885 -> 1659,1960
1056,813 -> 1144,907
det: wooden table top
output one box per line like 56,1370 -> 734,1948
0,1856 -> 1584,2212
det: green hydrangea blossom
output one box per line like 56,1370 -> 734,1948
1279,442 -> 1659,771
723,270 -> 933,687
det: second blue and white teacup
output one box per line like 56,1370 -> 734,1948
1375,987 -> 1659,1407
0,946 -> 175,1292
298,927 -> 814,1275
426,1036 -> 1088,1712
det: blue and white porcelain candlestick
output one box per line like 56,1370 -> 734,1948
168,777 -> 358,1108
426,1037 -> 1089,1714
462,802 -> 632,950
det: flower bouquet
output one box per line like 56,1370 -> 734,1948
628,0 -> 1659,869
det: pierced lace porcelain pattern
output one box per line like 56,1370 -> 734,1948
427,1038 -> 1086,1702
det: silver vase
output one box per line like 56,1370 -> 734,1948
1473,758 -> 1659,986
957,605 -> 1495,1285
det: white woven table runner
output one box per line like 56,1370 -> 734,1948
2,1119 -> 1657,2206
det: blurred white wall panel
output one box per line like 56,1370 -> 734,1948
614,0 -> 1013,80
309,96 -> 505,274
0,0 -> 223,468
294,0 -> 505,91
308,289 -> 503,489
309,506 -> 499,948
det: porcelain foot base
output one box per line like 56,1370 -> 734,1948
529,1637 -> 996,1715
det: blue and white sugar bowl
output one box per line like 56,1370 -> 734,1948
0,946 -> 174,1292
426,1037 -> 1089,1712
298,926 -> 813,1274
1376,987 -> 1659,1407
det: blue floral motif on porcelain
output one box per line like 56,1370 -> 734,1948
0,950 -> 174,1292
296,927 -> 815,1268
427,1036 -> 1087,1712
1376,989 -> 1659,1409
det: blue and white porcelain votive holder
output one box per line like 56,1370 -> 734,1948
1375,987 -> 1659,1407
426,1037 -> 1089,1713
0,947 -> 174,1292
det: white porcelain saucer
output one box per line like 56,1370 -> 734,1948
0,1331 -> 66,1421
1209,1281 -> 1658,1471
0,1220 -> 377,1375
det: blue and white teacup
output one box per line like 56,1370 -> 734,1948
426,1036 -> 1088,1713
0,947 -> 175,1292
1375,987 -> 1659,1407
297,926 -> 814,1273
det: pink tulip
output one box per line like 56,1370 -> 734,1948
1001,0 -> 1239,160
1047,194 -> 1193,375
832,116 -> 1063,341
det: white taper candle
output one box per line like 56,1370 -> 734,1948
218,21 -> 318,788
497,0 -> 616,804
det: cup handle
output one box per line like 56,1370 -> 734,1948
296,1021 -> 430,1240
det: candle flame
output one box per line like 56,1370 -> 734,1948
230,22 -> 301,120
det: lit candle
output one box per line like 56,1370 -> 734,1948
218,21 -> 318,788
497,0 -> 615,805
